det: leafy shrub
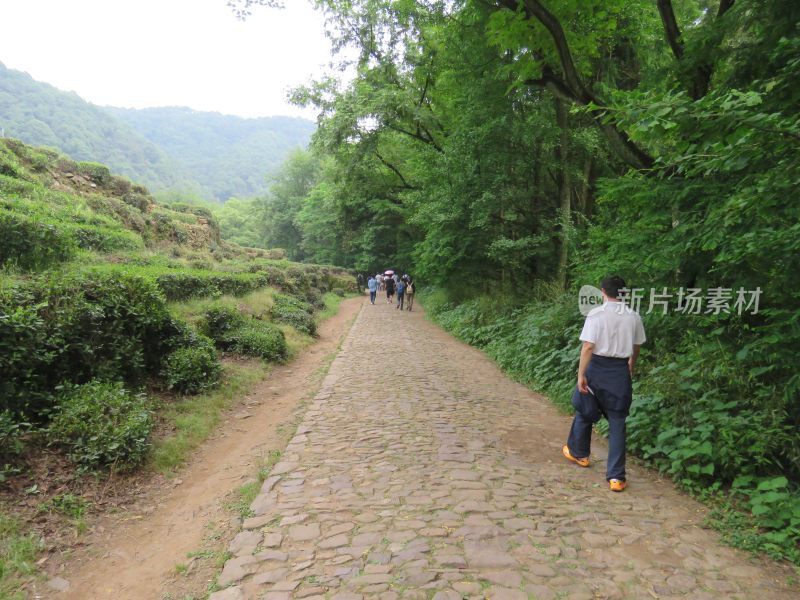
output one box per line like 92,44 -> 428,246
271,293 -> 316,336
731,477 -> 800,555
121,191 -> 150,212
265,248 -> 286,260
0,272 -> 179,418
168,203 -> 214,221
190,259 -> 213,271
87,196 -> 148,232
76,161 -> 111,185
0,142 -> 22,177
299,287 -> 325,310
48,381 -> 152,470
202,305 -> 248,345
108,176 -> 133,197
161,337 -> 221,394
1,410 -> 29,480
69,225 -> 143,252
0,210 -> 76,270
229,322 -> 287,361
155,271 -> 269,301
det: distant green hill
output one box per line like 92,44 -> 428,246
0,62 -> 316,200
0,62 -> 202,195
107,107 -> 316,201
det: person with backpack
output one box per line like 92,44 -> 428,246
384,275 -> 395,303
396,278 -> 406,310
405,278 -> 415,311
367,275 -> 378,304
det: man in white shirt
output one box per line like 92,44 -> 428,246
562,275 -> 646,492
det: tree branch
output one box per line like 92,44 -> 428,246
521,0 -> 594,103
384,122 -> 444,153
524,71 -> 654,170
375,151 -> 417,189
717,0 -> 735,18
525,66 -> 581,104
500,0 -> 654,169
656,0 -> 685,59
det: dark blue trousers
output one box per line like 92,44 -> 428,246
566,355 -> 632,481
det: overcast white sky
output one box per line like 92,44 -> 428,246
0,0 -> 336,119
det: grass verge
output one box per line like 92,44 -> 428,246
149,361 -> 268,474
317,291 -> 352,322
0,509 -> 45,599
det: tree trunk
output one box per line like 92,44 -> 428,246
555,97 -> 571,289
577,156 -> 594,219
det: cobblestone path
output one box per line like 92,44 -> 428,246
211,301 -> 795,600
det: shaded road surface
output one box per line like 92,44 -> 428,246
211,300 -> 795,600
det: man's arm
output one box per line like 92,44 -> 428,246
577,341 -> 595,393
629,344 -> 641,377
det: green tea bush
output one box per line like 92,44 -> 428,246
0,141 -> 22,178
161,337 -> 221,394
0,210 -> 76,270
202,305 -> 287,361
155,271 -> 269,301
85,196 -> 147,232
271,293 -> 316,336
69,225 -> 144,252
48,381 -> 152,470
0,272 -> 180,417
1,410 -> 28,479
306,289 -> 326,310
229,322 -> 287,361
202,305 -> 248,346
76,161 -> 111,185
121,191 -> 151,212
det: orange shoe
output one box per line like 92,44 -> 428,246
609,479 -> 627,492
562,445 -> 590,467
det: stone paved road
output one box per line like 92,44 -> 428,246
211,301 -> 796,600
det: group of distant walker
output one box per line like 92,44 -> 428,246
362,271 -> 415,311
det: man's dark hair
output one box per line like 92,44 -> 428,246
600,275 -> 626,298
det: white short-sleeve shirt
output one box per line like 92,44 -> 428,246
580,301 -> 646,358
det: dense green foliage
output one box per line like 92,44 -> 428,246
154,270 -> 270,302
271,293 -> 317,336
202,304 -> 289,361
48,381 -> 152,470
0,209 -> 77,270
0,272 -> 177,417
161,338 -> 222,394
0,63 -> 315,200
202,305 -> 249,341
233,0 -> 800,562
227,322 -> 288,361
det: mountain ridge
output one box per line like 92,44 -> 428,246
0,62 -> 315,200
